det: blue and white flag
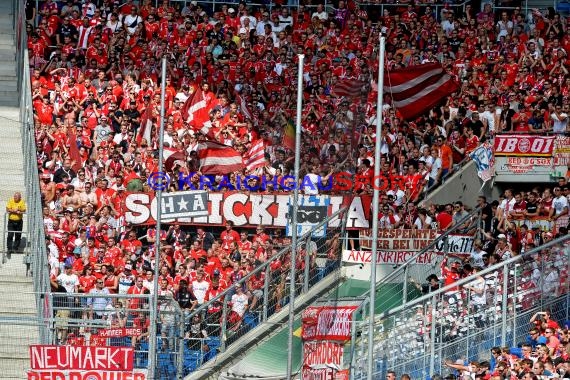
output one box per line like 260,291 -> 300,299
470,142 -> 495,184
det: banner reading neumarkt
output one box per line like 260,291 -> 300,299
28,345 -> 146,380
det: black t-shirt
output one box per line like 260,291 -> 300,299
123,108 -> 141,127
176,288 -> 197,309
526,201 -> 538,215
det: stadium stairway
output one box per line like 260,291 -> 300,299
0,1 -> 18,108
0,108 -> 38,378
184,268 -> 347,380
419,160 -> 501,209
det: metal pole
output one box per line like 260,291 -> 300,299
262,265 -> 270,322
148,57 -> 167,380
402,265 -> 408,305
367,35 -> 385,380
501,265 -> 508,345
429,294 -> 437,377
286,53 -> 304,380
303,239 -> 310,293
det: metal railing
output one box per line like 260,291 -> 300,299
50,292 -> 183,379
358,206 -> 482,309
15,0 -> 52,344
352,234 -> 570,379
169,0 -> 331,16
355,1 -> 469,21
182,207 -> 348,375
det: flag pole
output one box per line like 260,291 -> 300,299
148,56 -> 167,380
286,53 -> 305,380
367,36 -> 385,380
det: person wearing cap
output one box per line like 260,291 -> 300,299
6,192 -> 27,258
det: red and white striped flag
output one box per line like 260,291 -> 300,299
244,139 -> 266,172
196,141 -> 244,175
332,79 -> 367,98
237,93 -> 252,120
136,107 -> 153,145
182,87 -> 211,127
385,63 -> 459,120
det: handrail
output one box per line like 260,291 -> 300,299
378,233 -> 570,320
359,205 -> 482,301
186,207 -> 347,320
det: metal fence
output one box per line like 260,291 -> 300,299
49,292 -> 183,379
351,234 -> 570,379
182,207 -> 348,376
19,0 -> 52,344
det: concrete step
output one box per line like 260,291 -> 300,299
0,82 -> 17,91
0,98 -> 19,107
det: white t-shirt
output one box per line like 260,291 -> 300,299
499,198 -> 516,219
551,112 -> 568,133
312,11 -> 328,20
231,292 -> 249,316
303,173 -> 320,195
192,280 -> 210,304
57,273 -> 79,293
552,195 -> 569,215
470,249 -> 487,268
468,276 -> 487,306
429,157 -> 442,180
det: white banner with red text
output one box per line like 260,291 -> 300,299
494,135 -> 556,157
357,229 -> 474,253
301,306 -> 358,341
494,135 -> 568,182
28,345 -> 144,380
125,192 -> 376,229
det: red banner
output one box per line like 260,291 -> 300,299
494,135 -> 556,157
98,328 -> 143,338
301,306 -> 358,341
28,371 -> 146,380
29,345 -> 134,371
126,192 -> 372,229
303,341 -> 344,367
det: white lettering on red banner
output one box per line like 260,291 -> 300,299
303,341 -> 343,367
27,370 -> 146,380
98,328 -> 142,338
29,346 -> 133,371
125,193 -> 372,229
301,306 -> 357,341
494,135 -> 556,157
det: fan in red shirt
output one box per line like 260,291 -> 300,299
120,230 -> 143,256
247,267 -> 266,310
220,221 -> 240,252
436,205 -> 453,230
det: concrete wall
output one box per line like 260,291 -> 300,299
420,160 -> 502,209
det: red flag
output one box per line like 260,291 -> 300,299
164,150 -> 186,171
136,107 -> 153,145
237,93 -> 252,120
385,63 -> 459,120
332,79 -> 367,97
197,141 -> 244,175
182,88 -> 210,128
283,120 -> 295,151
68,132 -> 82,172
244,139 -> 266,172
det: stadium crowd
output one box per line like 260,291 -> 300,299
26,0 -> 570,373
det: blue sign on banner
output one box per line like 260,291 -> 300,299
286,196 -> 330,237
